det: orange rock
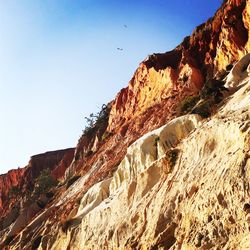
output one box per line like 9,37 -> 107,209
51,148 -> 75,180
0,148 -> 74,218
75,0 -> 250,196
0,168 -> 25,210
1,1 -> 250,247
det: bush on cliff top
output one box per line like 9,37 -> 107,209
83,104 -> 109,136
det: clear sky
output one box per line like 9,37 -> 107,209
0,0 -> 221,174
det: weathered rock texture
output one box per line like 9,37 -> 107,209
0,148 -> 74,218
1,0 -> 250,249
4,64 -> 250,249
108,0 -> 249,132
0,169 -> 25,210
69,0 -> 250,194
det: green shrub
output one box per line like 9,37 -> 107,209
34,169 -> 58,196
179,96 -> 200,115
178,78 -> 228,119
83,104 -> 110,136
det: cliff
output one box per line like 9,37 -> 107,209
0,148 -> 74,218
1,0 -> 250,249
69,0 -> 250,196
108,0 -> 249,132
0,169 -> 25,210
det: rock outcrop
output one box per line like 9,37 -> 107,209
22,148 -> 75,187
0,169 -> 25,210
1,0 -> 250,249
225,53 -> 250,88
0,148 -> 74,219
108,0 -> 249,133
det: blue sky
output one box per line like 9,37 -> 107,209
0,0 -> 221,174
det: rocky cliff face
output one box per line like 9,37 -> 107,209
0,169 -> 25,210
0,148 -> 74,219
70,0 -> 250,198
21,148 -> 75,187
108,0 -> 249,132
1,0 -> 250,249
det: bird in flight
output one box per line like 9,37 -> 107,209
117,48 -> 123,51
123,25 -> 128,28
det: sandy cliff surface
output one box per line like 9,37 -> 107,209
4,57 -> 250,249
1,0 -> 250,249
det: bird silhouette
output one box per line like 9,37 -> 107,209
117,48 -> 123,51
123,25 -> 128,28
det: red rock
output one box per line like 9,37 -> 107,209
0,168 -> 25,210
51,148 -> 75,180
0,148 -> 74,218
1,0 -> 250,246
73,0 -> 250,193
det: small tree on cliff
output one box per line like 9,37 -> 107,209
34,169 -> 58,196
83,104 -> 109,136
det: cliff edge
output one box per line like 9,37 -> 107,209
1,0 -> 250,249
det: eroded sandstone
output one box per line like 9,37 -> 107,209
1,1 -> 250,249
